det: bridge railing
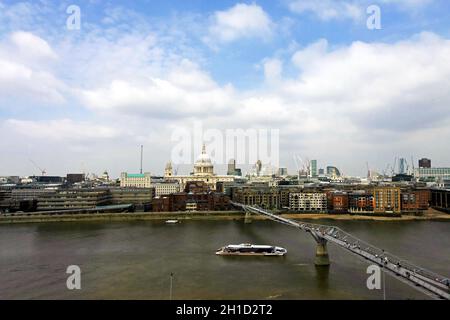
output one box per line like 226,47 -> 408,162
232,202 -> 450,289
320,226 -> 448,287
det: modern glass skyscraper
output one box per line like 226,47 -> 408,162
310,160 -> 318,178
399,158 -> 407,174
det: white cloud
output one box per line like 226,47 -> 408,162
263,58 -> 283,83
10,31 -> 57,60
288,0 -> 364,21
284,32 -> 450,132
0,31 -> 65,105
80,60 -> 235,118
380,0 -> 432,9
287,0 -> 434,21
0,59 -> 65,102
5,119 -> 121,141
3,30 -> 450,176
206,3 -> 274,44
292,39 -> 328,68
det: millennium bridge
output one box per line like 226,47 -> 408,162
231,202 -> 450,300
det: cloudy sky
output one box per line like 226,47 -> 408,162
0,0 -> 449,178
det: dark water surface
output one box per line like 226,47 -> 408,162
0,219 -> 449,299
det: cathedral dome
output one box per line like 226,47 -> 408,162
193,144 -> 214,176
196,152 -> 212,164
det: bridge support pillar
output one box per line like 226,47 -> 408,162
244,210 -> 252,224
314,238 -> 330,266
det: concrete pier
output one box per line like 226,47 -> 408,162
314,240 -> 330,266
244,211 -> 252,224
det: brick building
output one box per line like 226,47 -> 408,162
329,192 -> 349,214
152,181 -> 230,212
373,187 -> 401,214
348,191 -> 374,213
401,189 -> 430,214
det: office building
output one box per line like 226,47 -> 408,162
120,172 -> 152,188
278,167 -> 288,177
310,160 -> 318,178
33,176 -> 65,184
227,159 -> 236,176
399,158 -> 407,174
11,188 -> 55,201
67,173 -> 86,184
110,188 -> 154,208
414,167 -> 450,181
37,189 -> 111,211
392,174 -> 413,182
0,176 -> 20,184
153,182 -> 180,197
419,158 -> 431,168
227,159 -> 242,176
326,166 -> 341,178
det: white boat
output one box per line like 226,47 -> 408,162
216,243 -> 287,256
165,219 -> 180,224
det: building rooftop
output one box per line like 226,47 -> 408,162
125,174 -> 146,178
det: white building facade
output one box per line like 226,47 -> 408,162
414,168 -> 450,180
289,192 -> 327,213
153,182 -> 180,197
120,172 -> 152,188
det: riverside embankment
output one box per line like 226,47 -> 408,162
1,208 -> 448,224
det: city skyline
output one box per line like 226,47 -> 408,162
0,142 -> 442,179
1,0 -> 450,177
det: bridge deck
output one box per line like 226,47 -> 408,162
233,202 -> 450,300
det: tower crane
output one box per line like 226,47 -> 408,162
382,164 -> 390,177
391,157 -> 397,176
29,159 -> 47,176
366,162 -> 371,179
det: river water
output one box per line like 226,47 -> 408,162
0,219 -> 449,299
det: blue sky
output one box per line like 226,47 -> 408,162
0,0 -> 450,177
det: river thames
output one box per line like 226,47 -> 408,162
0,219 -> 449,299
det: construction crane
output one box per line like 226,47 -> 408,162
293,154 -> 309,180
29,159 -> 47,176
366,162 -> 371,179
410,156 -> 415,175
382,163 -> 390,177
391,157 -> 397,176
293,154 -> 301,181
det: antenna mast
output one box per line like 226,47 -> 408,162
140,145 -> 143,174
